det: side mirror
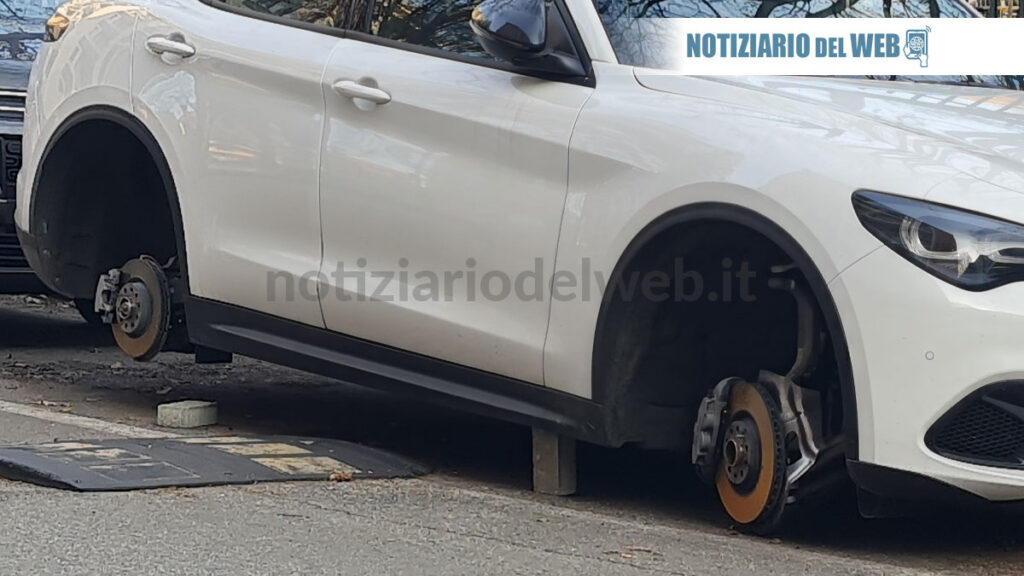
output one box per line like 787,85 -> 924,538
470,0 -> 585,77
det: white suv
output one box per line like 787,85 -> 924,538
15,0 -> 1024,532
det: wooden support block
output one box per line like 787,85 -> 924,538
532,428 -> 577,496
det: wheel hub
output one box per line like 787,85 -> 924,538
114,281 -> 152,338
722,417 -> 761,491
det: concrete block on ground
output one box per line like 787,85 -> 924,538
532,428 -> 577,496
157,400 -> 218,429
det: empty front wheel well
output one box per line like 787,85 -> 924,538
29,108 -> 184,300
593,204 -> 857,458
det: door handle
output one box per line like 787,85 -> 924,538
146,35 -> 196,59
332,80 -> 391,105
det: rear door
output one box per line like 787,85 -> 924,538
132,0 -> 359,326
316,0 -> 593,382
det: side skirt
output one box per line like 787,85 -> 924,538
184,297 -> 611,445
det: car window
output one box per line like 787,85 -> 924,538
367,0 -> 493,60
214,0 -> 370,30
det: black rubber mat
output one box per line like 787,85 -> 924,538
0,435 -> 428,491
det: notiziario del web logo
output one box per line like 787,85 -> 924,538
653,18 -> 1016,76
685,28 -> 930,67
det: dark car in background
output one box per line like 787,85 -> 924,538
0,1 -> 53,294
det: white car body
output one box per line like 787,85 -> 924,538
15,0 -> 1024,519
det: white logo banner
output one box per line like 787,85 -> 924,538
638,19 -> 1024,76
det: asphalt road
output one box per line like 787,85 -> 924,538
1,295 -> 1022,575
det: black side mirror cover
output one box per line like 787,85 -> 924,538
471,0 -> 586,78
471,0 -> 547,55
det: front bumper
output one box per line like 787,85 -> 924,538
0,218 -> 44,293
833,246 -> 1024,502
0,206 -> 44,293
0,128 -> 41,292
0,269 -> 46,293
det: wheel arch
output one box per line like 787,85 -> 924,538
27,104 -> 190,295
591,202 -> 859,460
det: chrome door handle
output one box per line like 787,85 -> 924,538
146,35 -> 196,58
332,80 -> 391,105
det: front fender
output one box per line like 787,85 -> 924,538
542,63 -> 907,456
17,0 -> 139,233
543,64 -> 886,401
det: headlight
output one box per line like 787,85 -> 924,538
853,191 -> 1024,291
44,8 -> 70,43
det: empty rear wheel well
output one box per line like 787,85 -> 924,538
29,109 -> 183,300
593,204 -> 857,457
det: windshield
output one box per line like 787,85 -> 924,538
594,0 -> 1023,90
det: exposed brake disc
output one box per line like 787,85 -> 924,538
105,256 -> 172,361
715,380 -> 789,533
691,266 -> 839,534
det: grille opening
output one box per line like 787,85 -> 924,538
0,90 -> 26,124
0,134 -> 21,201
0,131 -> 25,270
929,393 -> 1024,468
0,230 -> 29,269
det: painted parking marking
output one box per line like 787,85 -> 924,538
35,442 -> 102,451
176,436 -> 258,445
0,398 -> 179,439
87,461 -> 199,483
253,456 -> 359,476
211,442 -> 312,456
58,448 -> 151,463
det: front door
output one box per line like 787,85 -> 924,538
132,0 -> 357,327
318,1 -> 593,383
